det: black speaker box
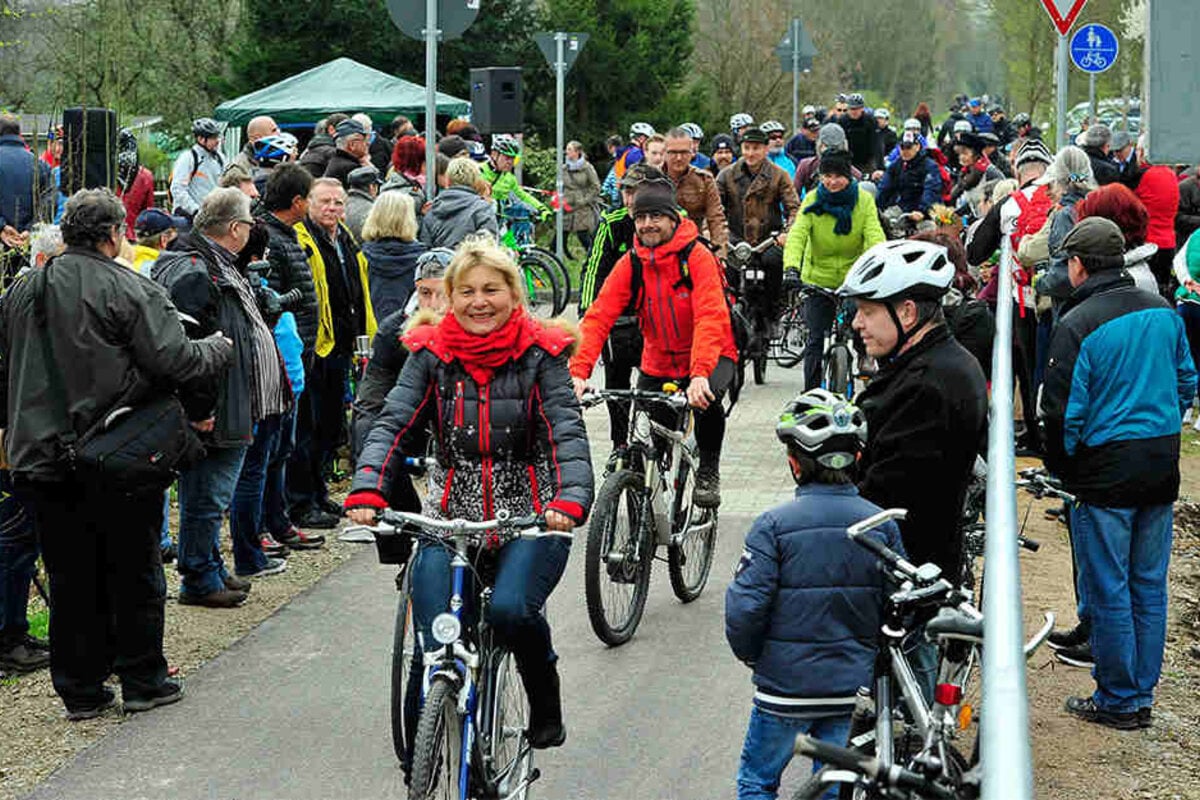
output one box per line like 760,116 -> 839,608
62,107 -> 118,195
470,68 -> 523,134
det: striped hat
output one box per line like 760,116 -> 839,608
1014,138 -> 1053,168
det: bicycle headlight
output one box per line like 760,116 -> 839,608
431,612 -> 462,645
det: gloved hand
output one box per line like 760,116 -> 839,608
782,270 -> 802,292
539,209 -> 553,223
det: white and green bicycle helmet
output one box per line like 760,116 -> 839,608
775,389 -> 867,470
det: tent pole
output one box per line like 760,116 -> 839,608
425,0 -> 438,203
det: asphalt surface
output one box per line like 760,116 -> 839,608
24,364 -> 810,800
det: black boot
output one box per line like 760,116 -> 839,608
521,659 -> 565,749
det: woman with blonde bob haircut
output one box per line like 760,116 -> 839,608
420,159 -> 499,249
361,190 -> 426,320
346,231 -> 593,755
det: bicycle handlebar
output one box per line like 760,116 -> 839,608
1017,467 -> 1076,503
793,736 -> 958,800
343,509 -> 574,544
579,388 -> 689,410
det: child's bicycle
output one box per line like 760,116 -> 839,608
345,501 -> 570,800
497,199 -> 570,317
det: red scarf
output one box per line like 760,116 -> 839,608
436,305 -> 539,384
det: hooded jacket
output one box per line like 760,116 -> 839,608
348,313 -> 594,524
1041,269 -> 1196,506
418,185 -> 498,250
571,217 -> 738,380
361,237 -> 424,321
725,483 -> 903,717
0,248 -> 230,479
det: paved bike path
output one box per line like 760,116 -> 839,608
24,367 -> 809,800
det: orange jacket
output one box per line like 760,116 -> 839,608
570,217 -> 737,380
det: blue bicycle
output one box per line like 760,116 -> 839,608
349,505 -> 569,800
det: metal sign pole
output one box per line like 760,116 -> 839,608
554,32 -> 566,264
1089,73 -> 1097,126
1056,33 -> 1069,147
424,0 -> 438,203
791,19 -> 800,134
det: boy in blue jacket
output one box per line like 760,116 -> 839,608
726,389 -> 903,799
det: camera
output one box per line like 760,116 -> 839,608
246,260 -> 302,325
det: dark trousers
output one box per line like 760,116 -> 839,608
230,414 -> 282,575
264,406 -> 297,537
1149,247 -> 1177,301
289,353 -> 349,516
760,245 -> 784,318
0,470 -> 37,644
638,356 -> 735,469
18,478 -> 167,710
602,322 -> 644,446
802,290 -> 838,391
1012,303 -> 1040,448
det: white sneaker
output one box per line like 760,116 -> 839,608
1185,407 -> 1194,425
1192,414 -> 1200,433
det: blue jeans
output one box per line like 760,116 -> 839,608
1070,502 -> 1173,712
177,445 -> 249,596
0,471 -> 37,643
737,706 -> 853,800
264,405 -> 297,537
160,489 -> 172,550
408,535 -> 570,671
230,416 -> 283,575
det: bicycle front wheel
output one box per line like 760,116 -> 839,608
520,254 -> 560,318
409,675 -> 465,800
584,469 -> 655,646
667,455 -> 717,602
483,650 -> 533,799
826,343 -> 852,397
773,304 -> 807,369
523,247 -> 570,315
391,572 -> 418,768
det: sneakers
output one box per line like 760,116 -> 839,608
1137,707 -> 1152,729
294,509 -> 339,530
693,466 -> 721,508
277,525 -> 326,550
236,557 -> 287,579
260,533 -> 290,558
1047,622 -> 1089,651
161,543 -> 177,564
65,687 -> 117,721
1064,696 -> 1140,731
0,639 -> 50,673
1053,643 -> 1095,668
123,680 -> 184,713
178,588 -> 248,608
223,573 -> 253,592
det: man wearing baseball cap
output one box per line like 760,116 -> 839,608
131,208 -> 189,275
1040,215 -> 1196,731
323,117 -> 370,187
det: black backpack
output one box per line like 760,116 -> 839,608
626,237 -> 749,411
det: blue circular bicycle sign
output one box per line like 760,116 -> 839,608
1070,23 -> 1118,74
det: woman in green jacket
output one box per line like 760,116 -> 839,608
782,149 -> 885,389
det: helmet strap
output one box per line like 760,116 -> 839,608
882,298 -> 936,362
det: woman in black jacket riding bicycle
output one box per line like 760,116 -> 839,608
345,234 -> 593,750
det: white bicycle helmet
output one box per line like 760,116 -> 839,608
903,118 -> 921,132
874,108 -> 891,120
776,389 -> 867,470
491,134 -> 521,157
629,122 -> 655,139
802,104 -> 816,116
729,113 -> 754,131
953,119 -> 974,135
839,240 -> 954,303
760,120 -> 786,135
680,122 -> 704,141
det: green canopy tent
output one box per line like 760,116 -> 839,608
213,57 -> 471,129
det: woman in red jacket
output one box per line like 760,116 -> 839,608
115,129 -> 156,241
1127,140 -> 1181,298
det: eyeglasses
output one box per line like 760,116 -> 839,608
666,149 -> 692,157
768,134 -> 785,140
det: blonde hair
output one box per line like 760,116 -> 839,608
444,233 -> 525,304
989,178 -> 1018,204
361,190 -> 418,242
445,158 -> 482,189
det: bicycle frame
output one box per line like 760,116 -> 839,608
625,395 -> 700,547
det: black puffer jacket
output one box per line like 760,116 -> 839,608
259,212 -> 318,349
362,237 -> 424,321
857,325 -> 988,580
349,316 -> 594,524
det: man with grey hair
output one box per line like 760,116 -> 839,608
325,118 -> 371,187
344,165 -> 381,242
28,223 -> 63,268
154,188 -> 292,606
1079,123 -> 1120,185
0,188 -> 230,714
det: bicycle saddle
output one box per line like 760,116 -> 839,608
924,607 -> 983,643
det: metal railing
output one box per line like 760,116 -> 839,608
980,232 -> 1033,799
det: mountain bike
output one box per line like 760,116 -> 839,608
728,235 -> 779,385
498,203 -> 569,317
346,505 -> 569,800
792,508 -> 1053,800
579,385 -> 719,646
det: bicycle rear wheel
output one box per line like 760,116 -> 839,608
667,455 -> 717,602
523,246 -> 570,315
773,304 -> 807,369
584,469 -> 655,646
483,650 -> 533,799
409,675 -> 465,800
520,254 -> 560,318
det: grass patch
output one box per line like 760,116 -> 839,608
27,608 -> 48,641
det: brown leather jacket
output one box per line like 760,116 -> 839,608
717,159 -> 801,246
670,166 -> 728,255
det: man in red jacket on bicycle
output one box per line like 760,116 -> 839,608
570,179 -> 738,507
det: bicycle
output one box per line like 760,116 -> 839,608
792,508 -> 1053,800
772,288 -> 808,369
345,503 -> 570,800
578,385 -> 719,646
958,457 -> 1041,595
728,235 -> 779,385
498,203 -> 570,317
800,286 -> 858,397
